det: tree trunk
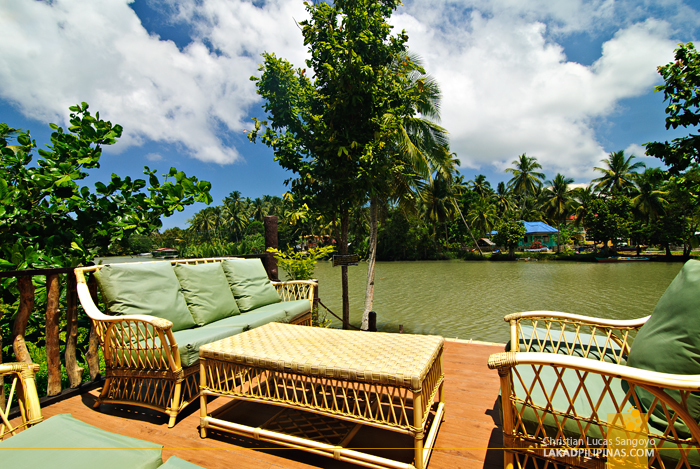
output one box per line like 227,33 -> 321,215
86,274 -> 101,380
13,276 -> 35,364
665,244 -> 672,257
362,198 -> 378,330
508,245 -> 516,260
45,274 -> 62,396
340,209 -> 350,330
65,272 -> 84,388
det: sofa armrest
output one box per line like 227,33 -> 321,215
0,362 -> 42,439
504,311 -> 649,362
75,279 -> 181,373
272,280 -> 317,307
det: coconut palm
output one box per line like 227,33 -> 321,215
630,168 -> 669,223
493,181 -> 516,216
469,174 -> 493,199
466,197 -> 498,238
542,174 -> 576,251
506,153 -> 545,215
592,150 -> 646,195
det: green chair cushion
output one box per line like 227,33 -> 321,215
96,262 -> 195,332
278,299 -> 312,320
221,259 -> 281,312
205,305 -> 288,331
172,324 -> 246,367
512,325 -> 626,363
626,259 -> 700,436
0,413 -> 163,469
173,262 -> 240,326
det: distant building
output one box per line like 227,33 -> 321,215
521,221 -> 558,249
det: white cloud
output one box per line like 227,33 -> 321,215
0,0 -> 307,165
392,6 -> 677,180
0,0 -> 689,179
145,152 -> 164,162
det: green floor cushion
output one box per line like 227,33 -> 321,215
0,413 -> 163,469
96,262 -> 195,332
172,324 -> 246,367
511,325 -> 626,363
173,262 -> 240,326
626,260 -> 700,436
160,456 -> 205,468
222,259 -> 281,312
206,305 -> 288,331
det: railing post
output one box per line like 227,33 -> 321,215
12,276 -> 34,364
45,273 -> 62,396
263,215 -> 279,281
86,274 -> 101,380
64,272 -> 84,388
368,311 -> 377,332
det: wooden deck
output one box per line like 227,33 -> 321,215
11,340 -> 504,469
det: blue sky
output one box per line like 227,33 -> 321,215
1,0 -> 698,229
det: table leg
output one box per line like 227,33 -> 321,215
199,360 -> 207,438
413,391 -> 424,469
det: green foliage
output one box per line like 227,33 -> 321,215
492,218 -> 526,259
582,196 -> 633,252
0,104 -> 212,269
268,245 -> 335,280
128,233 -> 153,254
646,43 -> 700,173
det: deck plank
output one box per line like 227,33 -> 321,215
8,341 -> 505,469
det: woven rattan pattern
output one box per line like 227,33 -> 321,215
200,322 -> 444,391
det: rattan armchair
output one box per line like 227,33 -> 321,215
489,311 -> 700,469
1,362 -> 42,440
74,257 -> 316,428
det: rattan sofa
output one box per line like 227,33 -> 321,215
489,260 -> 700,469
75,257 -> 316,427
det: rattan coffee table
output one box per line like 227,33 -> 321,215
199,322 -> 445,469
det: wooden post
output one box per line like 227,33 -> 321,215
64,272 -> 84,388
45,274 -> 62,396
86,274 -> 101,380
263,215 -> 279,281
13,276 -> 34,364
368,311 -> 377,332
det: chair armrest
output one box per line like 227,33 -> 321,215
504,311 -> 649,362
488,351 -> 700,446
1,363 -> 42,439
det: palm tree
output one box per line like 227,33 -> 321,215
493,181 -> 516,216
592,150 -> 646,195
630,168 -> 669,223
466,197 -> 498,238
506,153 -> 545,215
542,174 -> 576,251
469,174 -> 493,199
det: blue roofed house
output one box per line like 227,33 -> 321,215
521,221 -> 559,250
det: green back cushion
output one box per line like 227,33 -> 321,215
627,259 -> 700,434
173,262 -> 240,326
221,259 -> 281,312
96,262 -> 196,332
0,413 -> 163,469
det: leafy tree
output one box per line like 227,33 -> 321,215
645,43 -> 700,174
0,104 -> 211,269
249,0 -> 425,329
582,197 -> 632,255
541,173 -> 576,252
592,150 -> 645,195
492,218 -> 526,260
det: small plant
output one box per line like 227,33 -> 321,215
267,245 -> 335,280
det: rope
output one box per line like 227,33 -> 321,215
316,300 -> 362,330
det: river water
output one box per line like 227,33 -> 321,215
97,256 -> 684,344
306,260 -> 683,344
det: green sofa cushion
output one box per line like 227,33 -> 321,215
173,262 -> 240,326
0,413 -> 163,469
626,259 -> 700,436
206,305 -> 288,330
172,324 -> 246,367
221,259 -> 281,312
96,262 -> 195,332
279,299 -> 312,320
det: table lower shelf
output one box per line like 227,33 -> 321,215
200,398 -> 445,469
